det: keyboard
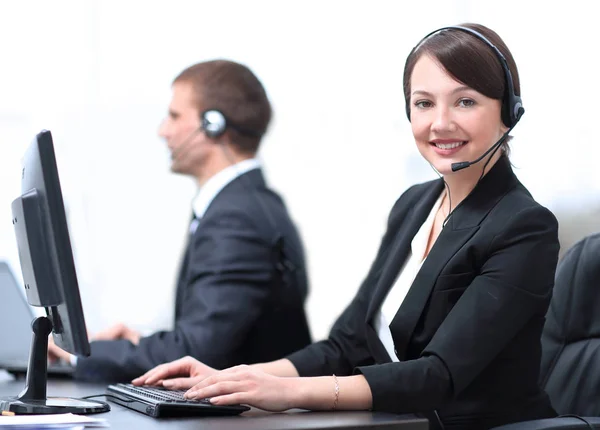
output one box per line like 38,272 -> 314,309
105,383 -> 250,418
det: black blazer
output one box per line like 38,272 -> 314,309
288,156 -> 559,430
76,169 -> 312,382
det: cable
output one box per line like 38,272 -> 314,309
557,414 -> 595,430
433,410 -> 446,430
442,144 -> 506,227
478,137 -> 504,183
427,162 -> 452,228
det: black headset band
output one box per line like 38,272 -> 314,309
228,123 -> 264,138
406,25 -> 523,128
202,109 -> 264,139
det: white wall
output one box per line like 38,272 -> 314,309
1,0 -> 598,341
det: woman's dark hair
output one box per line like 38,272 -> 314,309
403,23 -> 521,154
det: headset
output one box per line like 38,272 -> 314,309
201,109 -> 264,139
170,109 -> 262,160
405,25 -> 524,129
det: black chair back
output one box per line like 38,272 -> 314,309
539,232 -> 600,416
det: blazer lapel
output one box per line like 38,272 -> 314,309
389,155 -> 518,361
389,222 -> 479,360
366,180 -> 444,326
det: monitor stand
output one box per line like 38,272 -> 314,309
0,316 -> 109,414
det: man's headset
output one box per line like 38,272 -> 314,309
405,26 -> 525,172
201,109 -> 263,139
171,109 -> 262,160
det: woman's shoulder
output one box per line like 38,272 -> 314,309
389,178 -> 441,214
492,181 -> 558,229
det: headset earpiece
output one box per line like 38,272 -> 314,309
504,93 -> 524,129
201,110 -> 227,138
200,109 -> 265,139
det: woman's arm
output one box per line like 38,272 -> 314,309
184,366 -> 373,412
251,359 -> 299,377
293,374 -> 373,411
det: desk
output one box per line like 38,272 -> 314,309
0,372 -> 428,430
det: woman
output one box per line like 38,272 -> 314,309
133,23 -> 559,429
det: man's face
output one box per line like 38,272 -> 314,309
158,81 -> 209,176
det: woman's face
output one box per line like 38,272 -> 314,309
409,54 -> 508,176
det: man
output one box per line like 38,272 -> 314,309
49,60 -> 312,382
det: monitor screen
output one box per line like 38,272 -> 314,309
0,130 -> 109,415
11,130 -> 89,356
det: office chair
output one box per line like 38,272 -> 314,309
493,232 -> 600,429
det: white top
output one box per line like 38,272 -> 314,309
189,158 -> 261,234
374,191 -> 445,362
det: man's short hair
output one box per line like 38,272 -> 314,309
174,59 -> 272,155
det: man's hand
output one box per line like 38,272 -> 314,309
46,322 -> 141,366
132,356 -> 218,389
47,336 -> 74,364
92,322 -> 141,345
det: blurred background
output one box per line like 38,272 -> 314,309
1,0 -> 598,341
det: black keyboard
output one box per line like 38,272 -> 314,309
115,384 -> 212,403
106,383 -> 250,418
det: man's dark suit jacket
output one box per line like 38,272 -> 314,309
287,156 -> 559,430
75,168 -> 312,382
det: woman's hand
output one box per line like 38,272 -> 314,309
132,356 -> 218,389
136,360 -> 373,412
184,365 -> 299,412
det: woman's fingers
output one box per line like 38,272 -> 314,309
162,376 -> 203,390
185,380 -> 244,400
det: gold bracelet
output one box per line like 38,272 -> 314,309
332,374 -> 340,410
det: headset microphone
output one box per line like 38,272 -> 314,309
450,101 -> 523,172
451,128 -> 511,172
170,128 -> 202,161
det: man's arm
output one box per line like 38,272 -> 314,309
75,208 -> 278,382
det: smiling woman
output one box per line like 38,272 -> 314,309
410,66 -> 507,173
133,23 -> 560,430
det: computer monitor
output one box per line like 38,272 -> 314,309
0,130 -> 109,415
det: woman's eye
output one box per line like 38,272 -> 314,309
458,99 -> 475,108
414,100 -> 432,109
